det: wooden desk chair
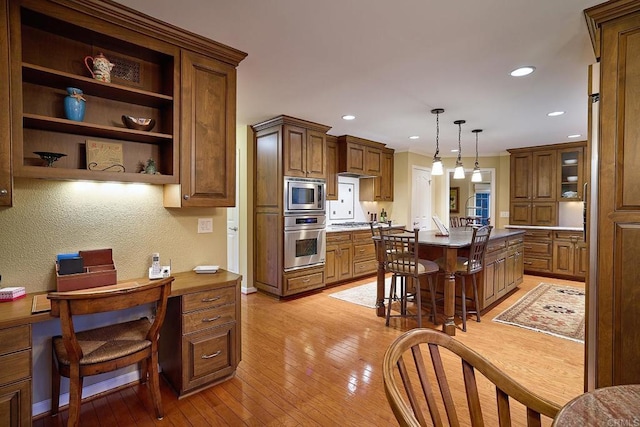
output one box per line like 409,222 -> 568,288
449,216 -> 461,228
380,228 -> 439,328
48,277 -> 174,427
383,328 -> 560,427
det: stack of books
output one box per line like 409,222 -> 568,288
0,287 -> 26,302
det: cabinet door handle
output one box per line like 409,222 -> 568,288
0,189 -> 7,196
201,350 -> 222,359
183,194 -> 190,200
202,315 -> 221,323
201,296 -> 221,302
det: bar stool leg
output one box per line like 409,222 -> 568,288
414,276 -> 422,328
472,274 -> 481,323
428,274 -> 438,325
460,275 -> 467,332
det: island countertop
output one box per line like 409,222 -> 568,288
413,228 -> 525,247
506,225 -> 583,232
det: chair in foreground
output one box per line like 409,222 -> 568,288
380,228 -> 439,328
383,328 -> 561,427
48,276 -> 174,427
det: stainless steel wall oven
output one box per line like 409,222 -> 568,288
283,214 -> 326,271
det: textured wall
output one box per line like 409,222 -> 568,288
0,178 -> 228,292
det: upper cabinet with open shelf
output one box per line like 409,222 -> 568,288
3,0 -> 246,201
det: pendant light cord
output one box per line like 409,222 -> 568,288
474,131 -> 479,168
457,121 -> 462,163
435,111 -> 440,157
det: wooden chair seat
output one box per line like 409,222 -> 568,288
383,328 -> 561,426
52,317 -> 151,366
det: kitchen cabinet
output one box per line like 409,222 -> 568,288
0,0 -> 10,206
479,234 -> 524,310
325,231 -> 352,285
509,142 -> 587,225
252,115 -> 331,297
326,135 -> 338,200
159,275 -> 241,398
0,324 -> 31,426
552,230 -> 586,279
169,50 -> 238,207
337,135 -> 385,177
5,0 -> 244,205
360,147 -> 395,201
282,265 -> 325,296
352,229 -> 378,277
585,0 -> 640,387
558,145 -> 586,201
165,50 -> 238,207
522,229 -> 553,274
283,124 -> 326,179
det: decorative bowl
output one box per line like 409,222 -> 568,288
121,115 -> 156,131
567,176 -> 578,182
34,151 -> 67,167
563,159 -> 578,165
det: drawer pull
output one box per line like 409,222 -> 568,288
201,296 -> 221,302
201,350 -> 222,359
303,278 -> 310,283
524,261 -> 533,265
202,315 -> 221,323
524,246 -> 532,249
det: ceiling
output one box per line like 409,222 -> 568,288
117,0 -> 601,157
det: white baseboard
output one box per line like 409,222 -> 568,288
241,286 -> 257,294
33,370 -> 141,416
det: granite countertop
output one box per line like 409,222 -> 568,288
506,225 -> 583,232
326,223 -> 405,232
414,228 -> 524,248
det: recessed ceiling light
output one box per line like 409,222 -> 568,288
547,111 -> 565,117
342,115 -> 355,120
510,66 -> 536,77
568,134 -> 581,138
409,135 -> 419,140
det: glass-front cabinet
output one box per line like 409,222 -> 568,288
558,145 -> 585,201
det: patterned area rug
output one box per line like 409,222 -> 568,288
328,277 -> 392,308
493,283 -> 585,343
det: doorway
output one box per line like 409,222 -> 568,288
411,166 -> 432,230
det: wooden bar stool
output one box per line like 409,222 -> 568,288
380,228 -> 439,328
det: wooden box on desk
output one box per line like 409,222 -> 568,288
56,249 -> 117,291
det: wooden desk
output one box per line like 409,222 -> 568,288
375,228 -> 525,336
552,384 -> 640,426
0,269 -> 241,424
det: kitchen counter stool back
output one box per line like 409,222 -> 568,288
380,228 -> 439,328
48,277 -> 174,427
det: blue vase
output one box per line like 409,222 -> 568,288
64,87 -> 86,121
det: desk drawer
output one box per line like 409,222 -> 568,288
183,304 -> 236,334
0,350 -> 30,385
182,323 -> 235,392
182,287 -> 236,313
0,325 -> 30,356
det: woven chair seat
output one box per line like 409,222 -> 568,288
52,317 -> 151,365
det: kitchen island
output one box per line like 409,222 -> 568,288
374,228 -> 525,335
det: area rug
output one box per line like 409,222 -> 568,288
328,277 -> 392,308
493,283 -> 585,343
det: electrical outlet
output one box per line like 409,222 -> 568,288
197,218 -> 213,233
500,211 -> 510,218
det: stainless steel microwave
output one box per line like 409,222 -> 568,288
284,177 -> 325,214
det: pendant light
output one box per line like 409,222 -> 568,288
430,108 -> 445,176
471,129 -> 483,182
453,119 -> 466,179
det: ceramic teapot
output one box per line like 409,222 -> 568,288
84,53 -> 114,83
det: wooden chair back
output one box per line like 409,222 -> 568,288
463,225 -> 492,275
383,328 -> 561,427
450,216 -> 461,228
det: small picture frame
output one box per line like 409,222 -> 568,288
86,140 -> 125,172
450,187 -> 460,213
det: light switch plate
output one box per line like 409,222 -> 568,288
500,211 -> 510,218
198,218 -> 213,233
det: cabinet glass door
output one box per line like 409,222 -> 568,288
559,147 -> 583,200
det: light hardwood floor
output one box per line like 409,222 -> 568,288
36,274 -> 584,426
